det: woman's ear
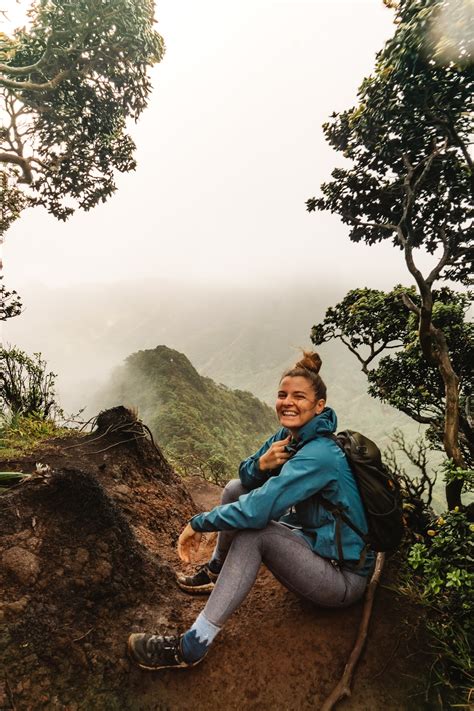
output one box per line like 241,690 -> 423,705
315,399 -> 326,414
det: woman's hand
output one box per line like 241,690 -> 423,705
258,435 -> 292,472
177,523 -> 202,563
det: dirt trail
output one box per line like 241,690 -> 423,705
0,409 -> 435,710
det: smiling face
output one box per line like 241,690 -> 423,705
276,375 -> 326,434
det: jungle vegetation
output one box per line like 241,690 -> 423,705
308,0 -> 473,701
99,345 -> 278,484
307,0 -> 473,511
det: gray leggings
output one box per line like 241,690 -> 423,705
202,480 -> 368,628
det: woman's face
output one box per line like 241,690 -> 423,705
276,375 -> 325,433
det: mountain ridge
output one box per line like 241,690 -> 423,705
96,344 -> 278,482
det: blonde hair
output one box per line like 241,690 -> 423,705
281,350 -> 327,401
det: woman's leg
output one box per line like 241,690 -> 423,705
210,479 -> 248,567
129,521 -> 368,669
179,522 -> 367,663
203,521 -> 367,628
176,479 -> 249,593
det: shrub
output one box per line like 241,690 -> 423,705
405,463 -> 474,704
0,347 -> 62,419
0,411 -> 72,459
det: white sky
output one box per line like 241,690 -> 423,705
2,0 -> 429,292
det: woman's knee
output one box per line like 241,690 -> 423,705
227,527 -> 268,557
221,479 -> 248,505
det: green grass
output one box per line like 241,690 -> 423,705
0,412 -> 76,459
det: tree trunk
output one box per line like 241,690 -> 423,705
404,242 -> 465,511
432,327 -> 465,509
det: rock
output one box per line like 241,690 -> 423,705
3,596 -> 29,617
71,547 -> 90,571
75,548 -> 89,566
1,547 -> 40,585
0,682 -> 6,707
113,484 -> 132,502
0,631 -> 12,651
91,559 -> 112,583
17,529 -> 32,541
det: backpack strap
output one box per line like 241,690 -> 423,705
290,432 -> 370,566
317,431 -> 371,567
317,496 -> 371,569
318,433 -> 369,540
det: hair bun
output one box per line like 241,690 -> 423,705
295,350 -> 322,374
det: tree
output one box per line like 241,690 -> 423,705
0,346 -> 61,419
0,0 -> 164,231
312,286 -> 474,471
0,276 -> 22,320
307,0 -> 473,508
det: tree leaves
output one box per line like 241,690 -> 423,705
311,286 -> 474,466
307,0 -> 473,284
1,0 -> 164,226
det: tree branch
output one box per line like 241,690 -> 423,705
0,152 -> 33,183
370,341 -> 401,360
425,227 -> 451,286
339,335 -> 372,374
400,292 -> 420,316
342,212 -> 397,232
412,140 -> 448,195
427,105 -> 474,173
320,553 -> 385,711
0,44 -> 54,76
389,429 -> 436,505
397,149 -> 435,360
0,69 -> 72,91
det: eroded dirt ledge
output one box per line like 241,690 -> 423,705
0,408 -> 434,710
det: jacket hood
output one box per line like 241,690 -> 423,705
290,406 -> 337,444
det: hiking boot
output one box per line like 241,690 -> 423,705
127,633 -> 204,671
176,562 -> 219,594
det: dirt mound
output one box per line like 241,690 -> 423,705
0,409 -> 435,710
0,408 -> 195,709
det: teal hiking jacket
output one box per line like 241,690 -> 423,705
190,407 -> 374,575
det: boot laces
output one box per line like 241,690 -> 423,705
145,635 -> 180,663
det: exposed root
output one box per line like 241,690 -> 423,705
320,552 -> 386,711
62,407 -> 163,457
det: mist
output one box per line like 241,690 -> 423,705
5,0 -> 410,292
2,0 -> 429,445
3,278 -> 425,478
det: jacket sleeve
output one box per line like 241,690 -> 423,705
191,443 -> 337,532
238,429 -> 288,490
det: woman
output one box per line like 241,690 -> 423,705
128,351 -> 374,670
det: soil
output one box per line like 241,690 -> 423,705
0,408 -> 437,711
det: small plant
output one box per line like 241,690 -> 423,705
403,462 -> 474,705
442,460 -> 474,493
0,471 -> 29,492
167,446 -> 232,487
0,346 -> 63,420
0,276 -> 22,321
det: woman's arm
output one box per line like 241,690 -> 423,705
191,442 -> 337,533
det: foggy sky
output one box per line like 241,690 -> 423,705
3,0 -> 435,295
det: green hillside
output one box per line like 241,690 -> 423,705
99,345 -> 278,482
